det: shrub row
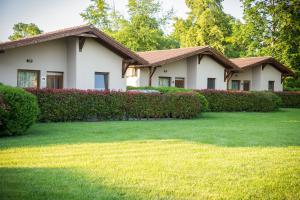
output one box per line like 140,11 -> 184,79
127,86 -> 209,111
196,90 -> 281,112
26,88 -> 201,122
127,86 -> 193,93
0,85 -> 39,136
275,91 -> 300,108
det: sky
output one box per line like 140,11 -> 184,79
0,0 -> 243,42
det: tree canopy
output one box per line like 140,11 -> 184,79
9,23 -> 43,41
79,0 -> 299,87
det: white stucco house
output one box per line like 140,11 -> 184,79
126,47 -> 241,90
0,25 -> 293,92
127,48 -> 294,92
0,25 -> 148,91
228,57 -> 294,91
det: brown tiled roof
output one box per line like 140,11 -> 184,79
0,25 -> 148,65
230,57 -> 294,75
137,46 -> 240,70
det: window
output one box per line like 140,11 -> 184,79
95,72 -> 109,90
231,80 -> 241,90
243,80 -> 250,91
47,71 -> 63,89
126,68 -> 138,77
175,77 -> 185,88
207,78 -> 216,89
268,81 -> 275,91
159,77 -> 171,87
17,69 -> 40,88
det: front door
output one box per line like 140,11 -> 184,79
47,72 -> 63,89
243,80 -> 250,91
175,78 -> 185,88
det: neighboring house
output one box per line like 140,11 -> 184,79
126,47 -> 240,90
0,25 -> 147,91
229,57 -> 294,92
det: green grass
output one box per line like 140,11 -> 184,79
0,109 -> 300,200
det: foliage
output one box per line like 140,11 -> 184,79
240,0 -> 300,84
275,91 -> 300,108
197,90 -> 281,112
81,0 -> 178,51
9,23 -> 43,41
26,88 -> 201,122
0,85 -> 39,136
127,86 -> 208,111
172,0 -> 236,54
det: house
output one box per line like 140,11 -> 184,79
229,57 -> 294,91
0,25 -> 148,90
127,48 -> 294,92
126,47 -> 241,90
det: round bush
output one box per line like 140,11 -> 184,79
0,85 -> 39,136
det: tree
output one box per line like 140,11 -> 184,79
9,23 -> 43,41
241,0 -> 300,87
81,0 -> 178,51
172,0 -> 233,54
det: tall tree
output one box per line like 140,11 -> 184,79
9,23 -> 43,41
172,0 -> 233,54
241,0 -> 300,87
81,0 -> 178,51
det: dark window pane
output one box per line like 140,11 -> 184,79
268,81 -> 275,91
47,72 -> 63,89
207,78 -> 215,89
231,80 -> 240,90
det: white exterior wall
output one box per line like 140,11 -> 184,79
228,64 -> 283,91
0,39 -> 68,88
150,59 -> 187,87
0,37 -> 127,90
261,64 -> 283,91
76,38 -> 126,91
127,55 -> 228,90
197,55 -> 227,90
187,56 -> 198,89
228,68 -> 253,90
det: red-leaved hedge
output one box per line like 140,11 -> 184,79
275,91 -> 300,108
26,88 -> 201,122
196,90 -> 281,112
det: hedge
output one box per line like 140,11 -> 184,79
26,88 -> 201,122
127,86 -> 208,111
275,91 -> 300,108
0,85 -> 39,136
196,90 -> 281,112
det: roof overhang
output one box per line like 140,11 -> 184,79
0,25 -> 149,66
135,47 -> 241,71
239,57 -> 294,76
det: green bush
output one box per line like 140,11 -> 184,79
127,86 -> 208,112
197,90 -> 281,112
127,86 -> 193,93
0,85 -> 39,136
26,88 -> 201,122
275,92 -> 300,108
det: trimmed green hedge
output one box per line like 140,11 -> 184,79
127,86 -> 193,93
26,89 -> 201,122
0,85 -> 39,136
127,86 -> 208,112
196,90 -> 281,112
275,92 -> 300,108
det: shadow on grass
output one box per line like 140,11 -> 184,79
0,109 -> 300,149
0,167 -> 138,200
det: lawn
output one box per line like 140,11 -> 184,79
0,109 -> 300,200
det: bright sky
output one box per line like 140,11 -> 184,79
0,0 -> 243,41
